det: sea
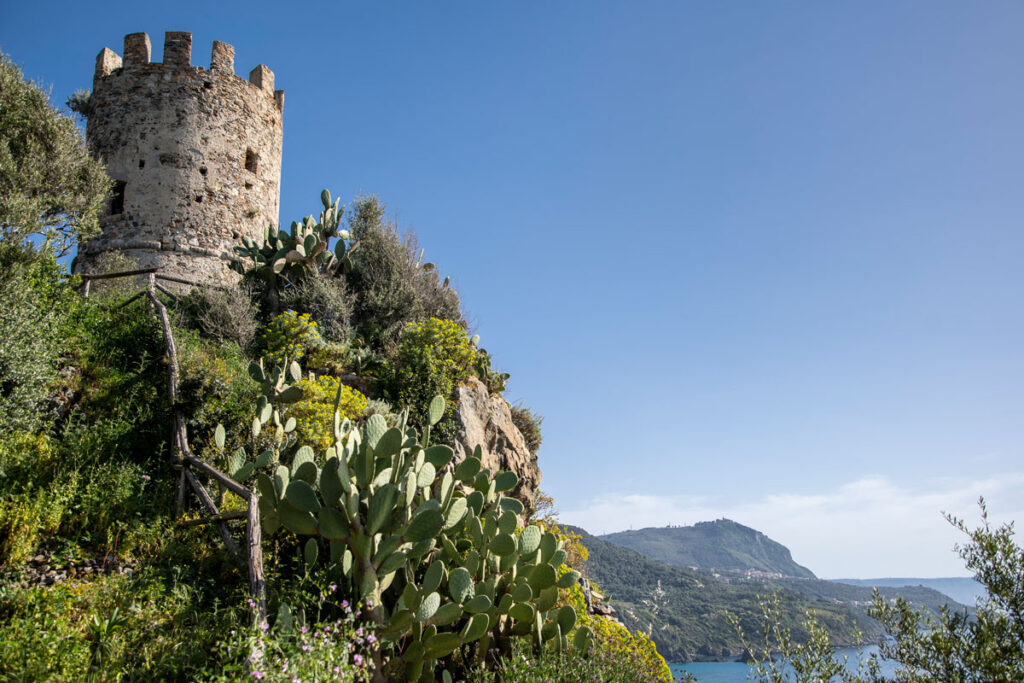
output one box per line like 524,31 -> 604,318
670,646 -> 898,682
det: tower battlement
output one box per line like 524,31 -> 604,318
93,32 -> 285,109
77,31 -> 285,286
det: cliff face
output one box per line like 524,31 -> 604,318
450,378 -> 540,512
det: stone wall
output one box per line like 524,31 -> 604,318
75,32 -> 284,286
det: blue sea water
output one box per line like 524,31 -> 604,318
670,646 -> 896,682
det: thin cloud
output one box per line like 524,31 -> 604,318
560,474 -> 1024,578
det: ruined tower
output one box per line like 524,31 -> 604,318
76,31 -> 284,285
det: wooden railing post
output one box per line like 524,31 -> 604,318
77,268 -> 271,640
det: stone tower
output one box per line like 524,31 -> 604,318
76,31 -> 284,285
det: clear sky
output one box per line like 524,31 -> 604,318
4,1 -> 1023,578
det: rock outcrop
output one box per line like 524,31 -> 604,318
450,378 -> 540,512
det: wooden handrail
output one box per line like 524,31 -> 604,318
78,268 -> 229,291
178,511 -> 248,527
77,268 -> 269,642
79,267 -> 159,280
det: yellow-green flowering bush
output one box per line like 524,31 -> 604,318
580,610 -> 673,683
381,317 -> 474,439
287,376 -> 367,451
259,311 -> 322,368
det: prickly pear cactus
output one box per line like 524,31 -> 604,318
230,189 -> 355,296
220,383 -> 594,679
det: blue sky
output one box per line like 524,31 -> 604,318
4,1 -> 1023,577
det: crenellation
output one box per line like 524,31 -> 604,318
94,48 -> 122,82
248,65 -> 274,93
210,41 -> 234,74
77,30 -> 285,288
123,33 -> 151,66
163,31 -> 192,67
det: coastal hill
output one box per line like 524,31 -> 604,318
600,519 -> 816,579
572,525 -> 965,662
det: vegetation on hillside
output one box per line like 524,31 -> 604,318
570,525 -> 963,663
0,55 -> 666,681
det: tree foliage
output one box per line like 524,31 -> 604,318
345,196 -> 463,346
742,499 -> 1024,682
0,53 -> 110,255
866,499 -> 1024,682
0,243 -> 77,434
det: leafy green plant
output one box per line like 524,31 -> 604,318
0,243 -> 78,434
479,635 -> 676,683
382,317 -> 475,438
737,499 -> 1024,683
510,404 -> 544,456
280,270 -> 353,344
344,195 -> 463,347
0,51 -> 111,255
177,284 -> 260,351
730,593 -> 868,683
865,499 -> 1024,682
471,347 -> 510,395
204,596 -> 376,682
0,567 -> 246,680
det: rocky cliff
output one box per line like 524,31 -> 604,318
450,378 -> 540,511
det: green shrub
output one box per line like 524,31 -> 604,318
0,243 -> 76,434
304,341 -> 349,376
0,51 -> 111,255
260,310 -> 323,369
0,433 -> 75,566
178,284 -> 259,351
280,271 -> 352,343
382,317 -> 475,439
177,329 -> 261,455
477,636 -> 673,682
579,611 -> 673,683
345,196 -> 463,347
471,347 -> 510,394
0,296 -> 179,562
287,376 -> 367,451
204,597 -> 375,682
0,568 -> 246,680
510,404 -> 544,455
61,300 -> 169,467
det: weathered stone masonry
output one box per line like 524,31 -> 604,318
75,31 -> 284,285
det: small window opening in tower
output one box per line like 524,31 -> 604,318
110,180 -> 126,215
138,159 -> 145,169
199,166 -> 207,177
245,149 -> 259,175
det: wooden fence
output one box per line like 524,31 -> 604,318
78,269 -> 267,636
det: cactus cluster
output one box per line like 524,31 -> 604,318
216,357 -> 307,487
221,376 -> 593,679
230,189 -> 355,290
